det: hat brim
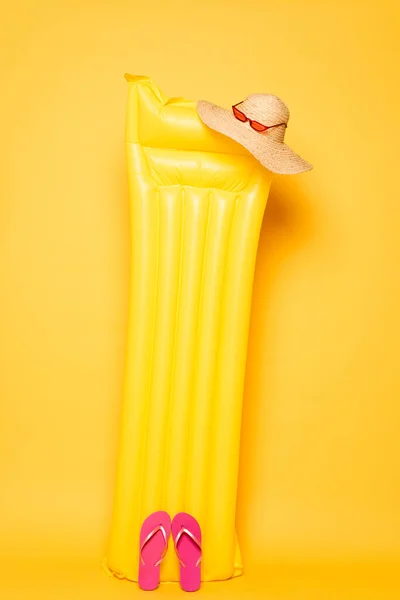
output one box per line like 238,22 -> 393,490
196,100 -> 312,175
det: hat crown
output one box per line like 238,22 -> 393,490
196,93 -> 312,174
240,94 -> 290,126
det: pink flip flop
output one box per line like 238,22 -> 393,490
138,511 -> 171,591
172,512 -> 202,592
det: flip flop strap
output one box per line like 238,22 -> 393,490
174,527 -> 202,568
140,524 -> 168,567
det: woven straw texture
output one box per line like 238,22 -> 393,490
197,94 -> 312,175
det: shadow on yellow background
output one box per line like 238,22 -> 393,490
1,0 -> 399,598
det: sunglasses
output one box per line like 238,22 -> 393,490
232,102 -> 287,132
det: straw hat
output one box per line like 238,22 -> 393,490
196,94 -> 312,175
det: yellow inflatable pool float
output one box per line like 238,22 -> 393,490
106,75 -> 273,583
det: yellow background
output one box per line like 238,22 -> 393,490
1,0 -> 399,597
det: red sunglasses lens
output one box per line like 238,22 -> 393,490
250,120 -> 268,132
232,106 -> 247,122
